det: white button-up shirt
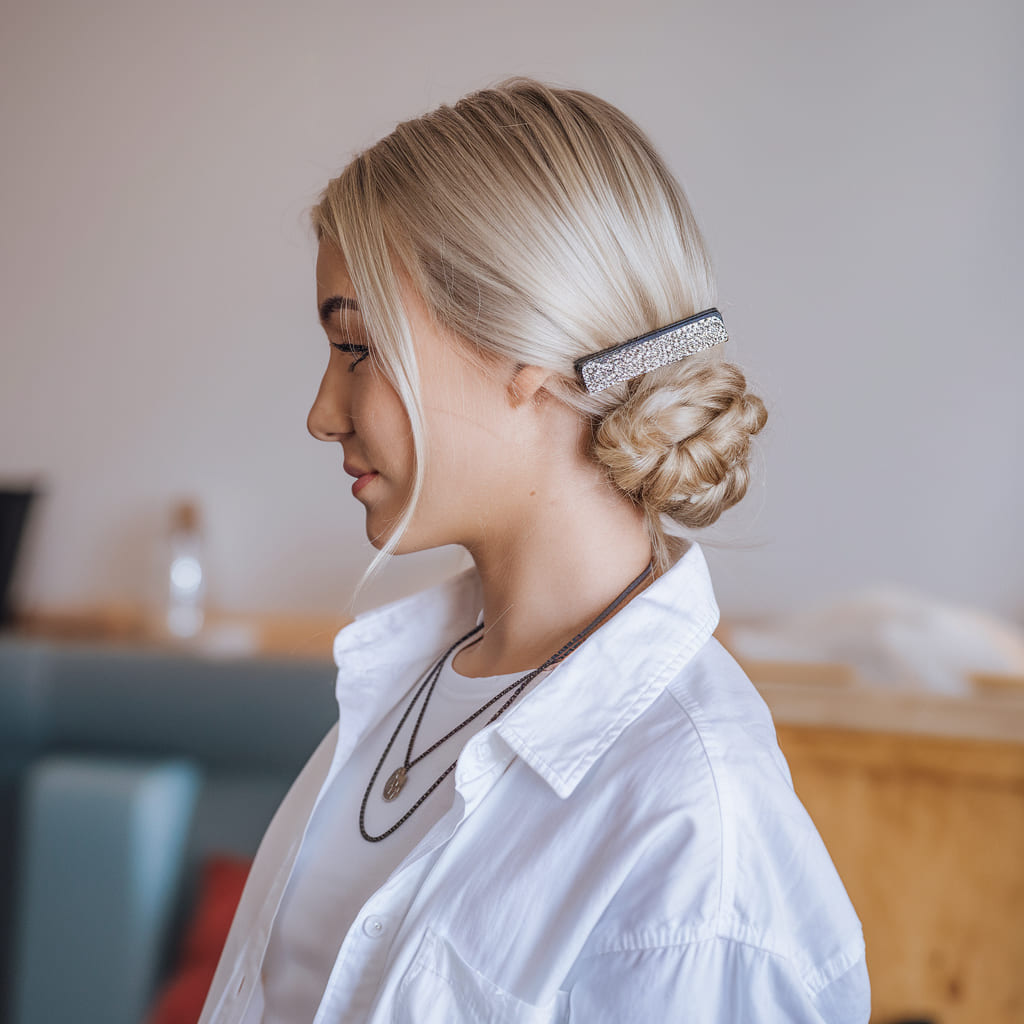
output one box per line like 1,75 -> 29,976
199,542 -> 869,1023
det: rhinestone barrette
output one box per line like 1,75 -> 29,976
574,308 -> 728,394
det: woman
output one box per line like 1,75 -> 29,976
200,79 -> 869,1022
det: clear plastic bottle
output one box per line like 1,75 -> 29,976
166,500 -> 205,639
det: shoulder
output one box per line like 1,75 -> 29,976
582,637 -> 865,1000
588,636 -> 788,830
663,635 -> 795,790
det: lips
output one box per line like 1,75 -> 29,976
344,461 -> 379,497
351,472 -> 378,496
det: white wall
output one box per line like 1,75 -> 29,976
2,0 -> 1020,623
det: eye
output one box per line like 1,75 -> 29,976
331,342 -> 370,373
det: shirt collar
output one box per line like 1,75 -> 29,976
332,541 -> 719,798
493,541 -> 719,797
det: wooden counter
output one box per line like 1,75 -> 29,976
9,604 -> 344,659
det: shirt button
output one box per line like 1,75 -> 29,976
363,915 -> 386,938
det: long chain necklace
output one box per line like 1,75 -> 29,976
359,561 -> 653,842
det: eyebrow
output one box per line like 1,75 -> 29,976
319,295 -> 360,325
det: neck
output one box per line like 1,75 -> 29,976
451,467 -> 654,679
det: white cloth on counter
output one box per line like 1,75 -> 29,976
729,584 -> 1024,696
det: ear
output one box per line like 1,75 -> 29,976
507,364 -> 557,409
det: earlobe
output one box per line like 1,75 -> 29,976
507,364 -> 555,408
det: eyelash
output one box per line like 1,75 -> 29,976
331,342 -> 370,372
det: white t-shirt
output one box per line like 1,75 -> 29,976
260,638 -> 547,1024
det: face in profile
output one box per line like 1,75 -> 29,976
308,242 -> 529,555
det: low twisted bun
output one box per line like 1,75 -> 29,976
592,359 -> 767,538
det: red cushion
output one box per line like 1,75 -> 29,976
146,854 -> 252,1024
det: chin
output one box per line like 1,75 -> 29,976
365,516 -> 415,553
367,523 -> 448,556
365,524 -> 391,551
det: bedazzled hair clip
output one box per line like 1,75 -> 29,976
574,308 -> 728,394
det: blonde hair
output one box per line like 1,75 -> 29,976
312,78 -> 766,580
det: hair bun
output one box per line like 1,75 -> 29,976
592,361 -> 767,529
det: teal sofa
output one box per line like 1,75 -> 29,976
0,635 -> 337,1024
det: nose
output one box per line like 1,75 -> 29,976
307,366 -> 354,442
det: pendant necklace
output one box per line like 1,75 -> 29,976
359,560 -> 653,842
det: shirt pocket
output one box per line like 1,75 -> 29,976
394,926 -> 570,1024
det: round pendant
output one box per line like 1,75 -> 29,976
383,766 -> 407,802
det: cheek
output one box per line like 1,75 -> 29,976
423,402 -> 513,513
359,382 -> 413,465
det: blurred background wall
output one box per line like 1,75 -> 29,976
1,0 -> 1020,623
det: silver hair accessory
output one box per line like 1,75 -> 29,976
574,308 -> 728,394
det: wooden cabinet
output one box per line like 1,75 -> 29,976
760,680 -> 1024,1023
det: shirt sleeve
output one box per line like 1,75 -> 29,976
565,937 -> 870,1024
